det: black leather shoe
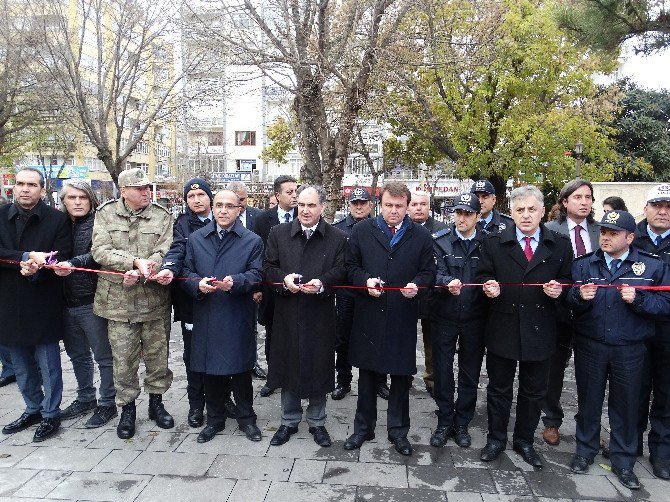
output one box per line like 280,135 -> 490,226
2,412 -> 41,434
270,425 -> 298,446
331,385 -> 351,400
60,399 -> 97,420
117,402 -> 136,439
570,454 -> 593,474
0,375 -> 16,387
309,426 -> 332,447
389,436 -> 412,456
260,385 -> 275,397
197,423 -> 225,443
513,443 -> 543,468
188,408 -> 204,428
148,394 -> 174,429
252,364 -> 267,379
240,423 -> 262,442
376,383 -> 390,400
480,441 -> 505,462
32,417 -> 60,442
343,432 -> 375,450
224,398 -> 240,419
452,426 -> 472,448
430,426 -> 452,447
85,405 -> 117,428
612,466 -> 640,490
651,457 -> 670,480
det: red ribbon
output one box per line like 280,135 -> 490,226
3,257 -> 670,291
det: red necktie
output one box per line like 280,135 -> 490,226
524,236 -> 533,261
389,225 -> 396,235
574,225 -> 586,257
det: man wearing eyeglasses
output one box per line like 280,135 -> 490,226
179,190 -> 264,444
91,168 -> 174,440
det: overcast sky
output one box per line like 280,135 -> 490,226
614,44 -> 670,91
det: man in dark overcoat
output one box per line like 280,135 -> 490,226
0,168 -> 72,442
344,182 -> 436,456
252,174 -> 298,397
476,185 -> 573,468
264,185 -> 347,448
180,190 -> 265,444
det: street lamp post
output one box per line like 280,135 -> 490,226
574,140 -> 583,179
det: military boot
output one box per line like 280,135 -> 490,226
148,394 -> 174,429
117,402 -> 136,439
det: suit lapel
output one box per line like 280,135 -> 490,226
526,240 -> 552,274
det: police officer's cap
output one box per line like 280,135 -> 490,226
646,184 -> 670,204
349,187 -> 372,202
598,210 -> 636,233
118,168 -> 151,188
470,179 -> 495,195
452,192 -> 481,213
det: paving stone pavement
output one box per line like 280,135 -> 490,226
0,321 -> 664,501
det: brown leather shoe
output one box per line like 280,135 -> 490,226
543,426 -> 560,446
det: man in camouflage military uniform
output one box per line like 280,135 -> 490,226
92,168 -> 174,439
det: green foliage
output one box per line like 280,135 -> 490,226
386,0 -> 621,190
260,117 -> 294,165
556,0 -> 670,54
610,80 -> 670,180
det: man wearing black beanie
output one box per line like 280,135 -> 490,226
154,178 -> 239,427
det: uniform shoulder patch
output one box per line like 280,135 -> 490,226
500,213 -> 514,221
151,202 -> 171,214
638,249 -> 661,259
573,251 -> 595,261
96,199 -> 118,211
333,218 -> 345,226
432,227 -> 451,239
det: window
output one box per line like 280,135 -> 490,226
236,159 -> 256,172
208,132 -> 224,146
235,131 -> 256,146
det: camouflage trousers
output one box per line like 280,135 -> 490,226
108,318 -> 173,406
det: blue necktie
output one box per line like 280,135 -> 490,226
609,258 -> 621,274
656,235 -> 662,247
284,213 -> 290,223
219,229 -> 227,240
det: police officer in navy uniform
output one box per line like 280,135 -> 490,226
430,193 -> 488,449
470,179 -> 513,234
567,210 -> 670,491
332,188 -> 390,400
633,184 -> 670,480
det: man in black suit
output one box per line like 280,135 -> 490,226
541,179 -> 599,447
253,175 -> 298,396
227,181 -> 266,379
408,190 -> 447,397
476,185 -> 573,468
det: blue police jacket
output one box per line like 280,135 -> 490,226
432,225 -> 488,322
567,247 -> 670,345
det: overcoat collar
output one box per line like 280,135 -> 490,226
290,217 -> 326,238
500,222 -> 558,274
7,200 -> 46,222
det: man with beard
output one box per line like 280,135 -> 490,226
0,168 -> 71,442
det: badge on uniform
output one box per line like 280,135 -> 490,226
632,262 -> 646,276
499,223 -> 506,230
605,211 -> 620,224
